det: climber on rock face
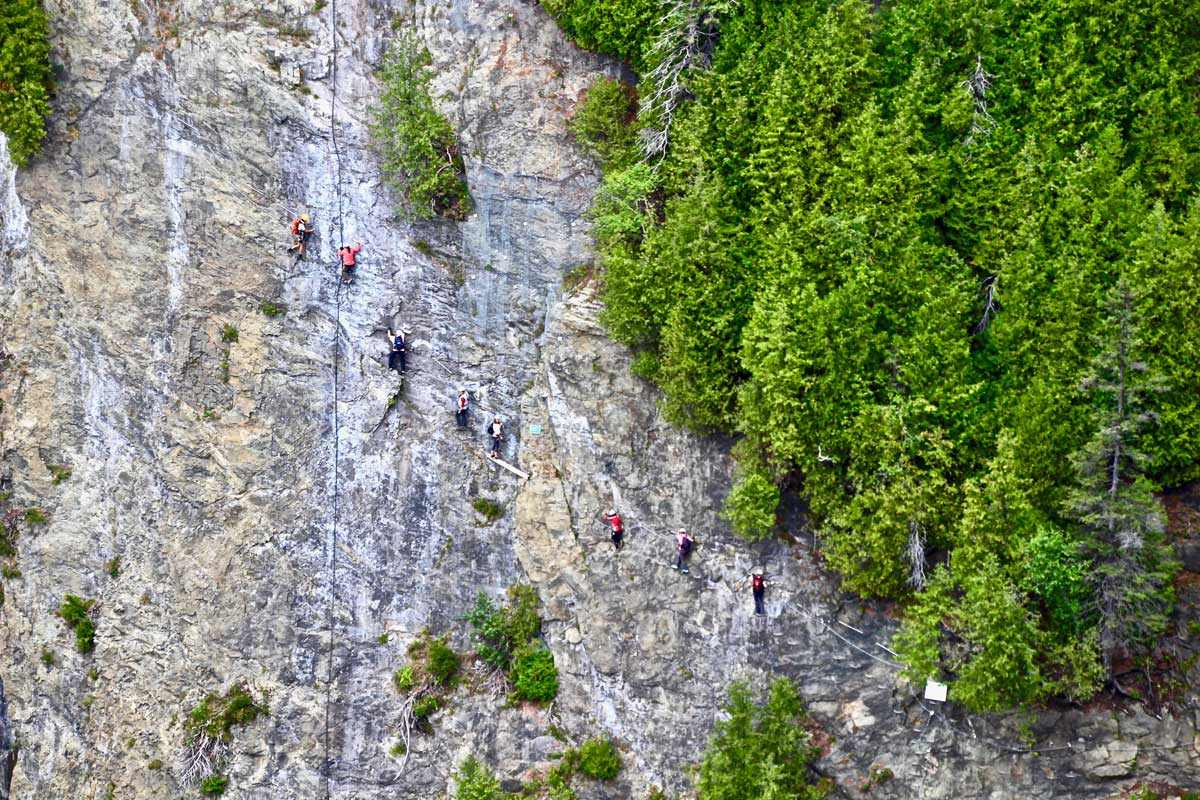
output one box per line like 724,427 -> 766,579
455,389 -> 469,427
338,242 -> 361,284
747,569 -> 768,616
673,528 -> 694,573
288,213 -> 313,256
603,509 -> 624,551
487,416 -> 504,458
387,327 -> 406,373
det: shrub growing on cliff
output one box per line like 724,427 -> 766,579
180,684 -> 268,790
696,677 -> 828,800
427,637 -> 461,686
200,774 -> 228,796
465,583 -> 541,671
511,643 -> 558,702
453,755 -> 503,800
577,737 -> 620,779
0,0 -> 53,166
369,32 -> 469,219
59,594 -> 96,654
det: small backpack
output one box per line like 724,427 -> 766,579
752,574 -> 765,592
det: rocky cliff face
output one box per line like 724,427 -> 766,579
0,0 -> 1197,798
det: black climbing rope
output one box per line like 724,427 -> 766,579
323,0 -> 348,793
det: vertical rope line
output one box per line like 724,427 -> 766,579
323,0 -> 347,794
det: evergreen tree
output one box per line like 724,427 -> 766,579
696,678 -> 828,800
0,0 -> 53,166
1064,278 -> 1177,673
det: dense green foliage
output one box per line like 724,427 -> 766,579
428,637 -> 462,685
563,0 -> 1199,708
187,684 -> 269,742
0,0 -> 52,166
454,756 -> 504,800
568,77 -> 639,170
466,584 -> 543,671
369,31 -> 469,219
59,594 -> 96,654
577,737 -> 621,779
511,643 -> 558,702
695,677 -> 828,800
200,775 -> 228,796
539,0 -> 660,71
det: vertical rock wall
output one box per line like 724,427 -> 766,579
0,0 -> 1196,798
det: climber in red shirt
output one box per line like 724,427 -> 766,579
603,509 -> 624,551
339,242 -> 361,284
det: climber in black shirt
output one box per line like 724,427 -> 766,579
487,417 -> 504,458
387,327 -> 406,373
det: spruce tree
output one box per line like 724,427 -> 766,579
1064,278 -> 1177,674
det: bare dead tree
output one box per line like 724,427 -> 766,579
638,0 -> 735,162
175,730 -> 229,788
960,55 -> 996,154
906,521 -> 928,589
972,274 -> 999,334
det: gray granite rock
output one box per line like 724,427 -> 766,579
0,0 -> 1197,798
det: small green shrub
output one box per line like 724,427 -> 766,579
393,664 -> 414,693
512,644 -> 558,702
471,497 -> 504,524
312,0 -> 327,11
466,584 -> 543,673
49,464 -> 72,484
577,737 -> 620,779
40,647 -> 54,666
504,584 -> 541,648
23,508 -> 47,525
454,755 -> 503,800
60,594 -> 96,653
148,758 -> 163,770
377,632 -> 390,644
1,564 -> 20,579
220,324 -> 239,343
200,774 -> 228,795
260,301 -> 286,317
187,684 -> 269,742
428,638 -> 461,685
220,349 -> 230,382
104,557 -> 121,578
412,695 -> 441,718
0,0 -> 53,165
82,695 -> 94,709
388,740 -> 406,757
88,667 -> 99,681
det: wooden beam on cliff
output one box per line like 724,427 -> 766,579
487,454 -> 529,480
